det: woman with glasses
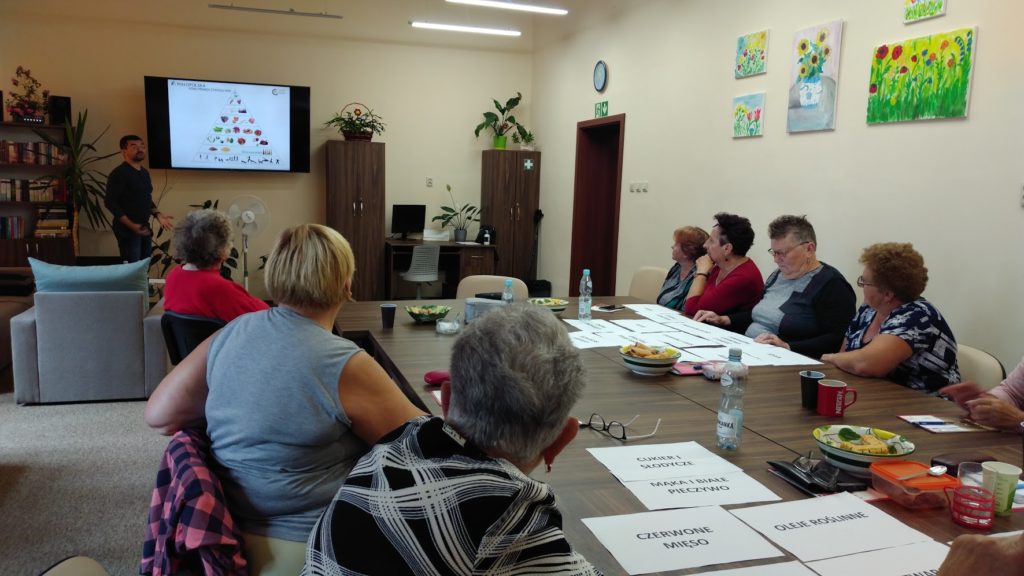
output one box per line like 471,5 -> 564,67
657,226 -> 709,310
821,242 -> 959,393
304,305 -> 598,575
683,212 -> 764,318
694,215 -> 855,358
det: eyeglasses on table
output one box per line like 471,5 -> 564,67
580,413 -> 661,442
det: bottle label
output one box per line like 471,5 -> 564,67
716,410 -> 738,438
721,373 -> 733,387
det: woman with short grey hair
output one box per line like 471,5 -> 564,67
304,305 -> 599,575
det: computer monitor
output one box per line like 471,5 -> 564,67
391,204 -> 426,240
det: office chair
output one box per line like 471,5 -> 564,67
628,266 -> 669,303
161,311 -> 227,365
957,344 -> 1006,391
456,275 -> 529,301
401,244 -> 440,299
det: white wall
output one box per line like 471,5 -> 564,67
531,0 -> 1024,369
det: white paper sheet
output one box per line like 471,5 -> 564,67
582,506 -> 783,575
563,319 -> 625,333
611,319 -> 677,334
588,442 -> 742,482
568,331 -> 634,349
729,492 -> 932,562
624,471 -> 781,510
690,561 -> 817,576
626,304 -> 684,324
805,540 -> 949,576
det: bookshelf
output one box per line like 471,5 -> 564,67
0,121 -> 75,265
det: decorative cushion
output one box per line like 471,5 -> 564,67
29,257 -> 149,294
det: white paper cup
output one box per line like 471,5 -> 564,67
982,461 -> 1022,516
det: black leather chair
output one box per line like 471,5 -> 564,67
161,311 -> 227,365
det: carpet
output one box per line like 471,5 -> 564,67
0,392 -> 168,576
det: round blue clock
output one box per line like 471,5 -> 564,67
593,60 -> 608,93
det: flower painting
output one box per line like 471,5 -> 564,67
904,0 -> 946,24
736,31 -> 768,78
866,27 -> 975,124
787,20 -> 844,133
733,92 -> 765,138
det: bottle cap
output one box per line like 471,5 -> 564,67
504,279 -> 513,286
583,268 -> 590,275
728,347 -> 742,361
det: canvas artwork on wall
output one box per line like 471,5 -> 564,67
904,0 -> 946,24
733,92 -> 765,138
866,27 -> 975,124
787,19 -> 844,133
736,31 -> 768,78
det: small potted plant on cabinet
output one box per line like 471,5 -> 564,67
474,92 -> 529,150
324,102 -> 386,141
512,129 -> 535,151
432,184 -> 480,242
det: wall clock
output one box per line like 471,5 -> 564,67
593,60 -> 608,93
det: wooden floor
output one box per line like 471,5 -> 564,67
335,297 -> 1023,575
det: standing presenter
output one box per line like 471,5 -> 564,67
105,135 -> 173,262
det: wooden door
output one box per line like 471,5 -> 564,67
480,151 -> 516,277
569,115 -> 624,297
511,151 -> 541,281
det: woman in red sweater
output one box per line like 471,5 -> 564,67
164,209 -> 269,322
683,212 -> 763,319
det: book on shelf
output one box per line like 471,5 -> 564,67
0,140 -> 66,165
0,178 -> 66,202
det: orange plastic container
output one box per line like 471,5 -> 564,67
870,460 -> 958,509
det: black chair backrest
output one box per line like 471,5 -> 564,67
161,311 -> 227,365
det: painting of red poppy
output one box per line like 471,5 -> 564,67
867,27 -> 976,124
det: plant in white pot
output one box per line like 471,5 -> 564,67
432,184 -> 480,242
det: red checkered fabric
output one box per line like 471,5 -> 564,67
140,429 -> 248,576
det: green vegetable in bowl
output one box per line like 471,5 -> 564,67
837,427 -> 862,442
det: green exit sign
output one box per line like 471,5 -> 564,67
595,101 -> 609,118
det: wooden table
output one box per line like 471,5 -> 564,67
336,297 -> 1023,575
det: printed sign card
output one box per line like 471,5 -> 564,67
690,561 -> 817,576
624,471 -> 781,510
806,540 -> 949,576
730,492 -> 931,562
583,506 -> 783,575
588,442 -> 742,482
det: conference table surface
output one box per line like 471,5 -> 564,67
335,297 -> 1023,575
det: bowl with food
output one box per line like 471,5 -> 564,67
527,297 -> 569,314
812,425 -> 915,478
405,305 -> 452,324
619,342 -> 682,376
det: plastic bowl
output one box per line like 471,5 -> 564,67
405,305 -> 452,324
619,344 -> 682,376
527,297 -> 569,314
812,425 -> 916,478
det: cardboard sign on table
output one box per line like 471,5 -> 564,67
624,471 -> 781,510
805,540 -> 950,576
588,441 -> 742,482
689,561 -> 817,576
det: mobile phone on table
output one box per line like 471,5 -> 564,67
598,304 -> 624,311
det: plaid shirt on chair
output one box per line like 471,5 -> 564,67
140,429 -> 248,576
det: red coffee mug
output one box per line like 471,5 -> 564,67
817,379 -> 857,417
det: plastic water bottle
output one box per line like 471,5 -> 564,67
502,278 -> 514,305
716,348 -> 747,451
578,269 -> 593,321
483,230 -> 491,245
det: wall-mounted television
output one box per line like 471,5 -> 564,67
144,75 -> 310,173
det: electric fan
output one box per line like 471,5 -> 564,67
226,195 -> 270,291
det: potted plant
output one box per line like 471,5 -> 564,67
5,65 -> 49,123
512,129 -> 535,151
474,92 -> 529,150
431,184 -> 480,242
324,102 -> 386,141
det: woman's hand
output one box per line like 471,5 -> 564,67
695,255 -> 714,275
939,382 -> 984,409
965,396 -> 1024,430
693,310 -> 729,326
754,332 -> 790,350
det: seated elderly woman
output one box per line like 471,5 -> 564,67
941,356 -> 1024,431
821,242 -> 959,393
694,215 -> 855,358
164,209 -> 268,322
657,226 -> 709,310
145,224 -> 426,548
684,212 -> 764,318
304,305 -> 599,575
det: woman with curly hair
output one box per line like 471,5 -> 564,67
821,242 -> 959,393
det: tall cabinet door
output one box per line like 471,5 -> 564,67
326,140 -> 385,300
511,151 -> 540,281
480,150 -> 541,280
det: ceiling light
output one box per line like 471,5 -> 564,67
409,21 -> 522,37
446,0 -> 568,15
208,3 -> 343,20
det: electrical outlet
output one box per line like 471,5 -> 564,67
426,177 -> 433,188
639,181 -> 649,194
629,182 -> 638,193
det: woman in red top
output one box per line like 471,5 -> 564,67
684,212 -> 764,319
164,209 -> 269,322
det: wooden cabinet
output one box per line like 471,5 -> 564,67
0,121 -> 75,266
325,140 -> 384,300
479,150 -> 540,281
461,246 -> 495,277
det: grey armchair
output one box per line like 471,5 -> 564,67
11,292 -> 168,404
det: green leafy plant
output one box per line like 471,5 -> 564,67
474,92 -> 529,140
431,184 -> 480,231
511,129 -> 534,145
324,103 -> 386,137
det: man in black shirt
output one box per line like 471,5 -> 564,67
105,135 -> 173,262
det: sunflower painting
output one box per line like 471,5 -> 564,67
735,30 -> 768,78
787,19 -> 844,133
867,27 -> 976,124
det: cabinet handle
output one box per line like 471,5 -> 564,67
352,201 -> 357,215
509,206 -> 513,222
470,255 -> 483,259
516,203 -> 521,222
360,200 -> 364,215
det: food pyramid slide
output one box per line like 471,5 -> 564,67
193,91 -> 282,167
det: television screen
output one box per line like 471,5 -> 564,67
144,76 -> 310,173
391,204 -> 426,240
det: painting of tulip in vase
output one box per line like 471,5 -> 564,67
867,28 -> 975,124
733,93 -> 765,138
735,30 -> 768,78
787,19 -> 844,133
